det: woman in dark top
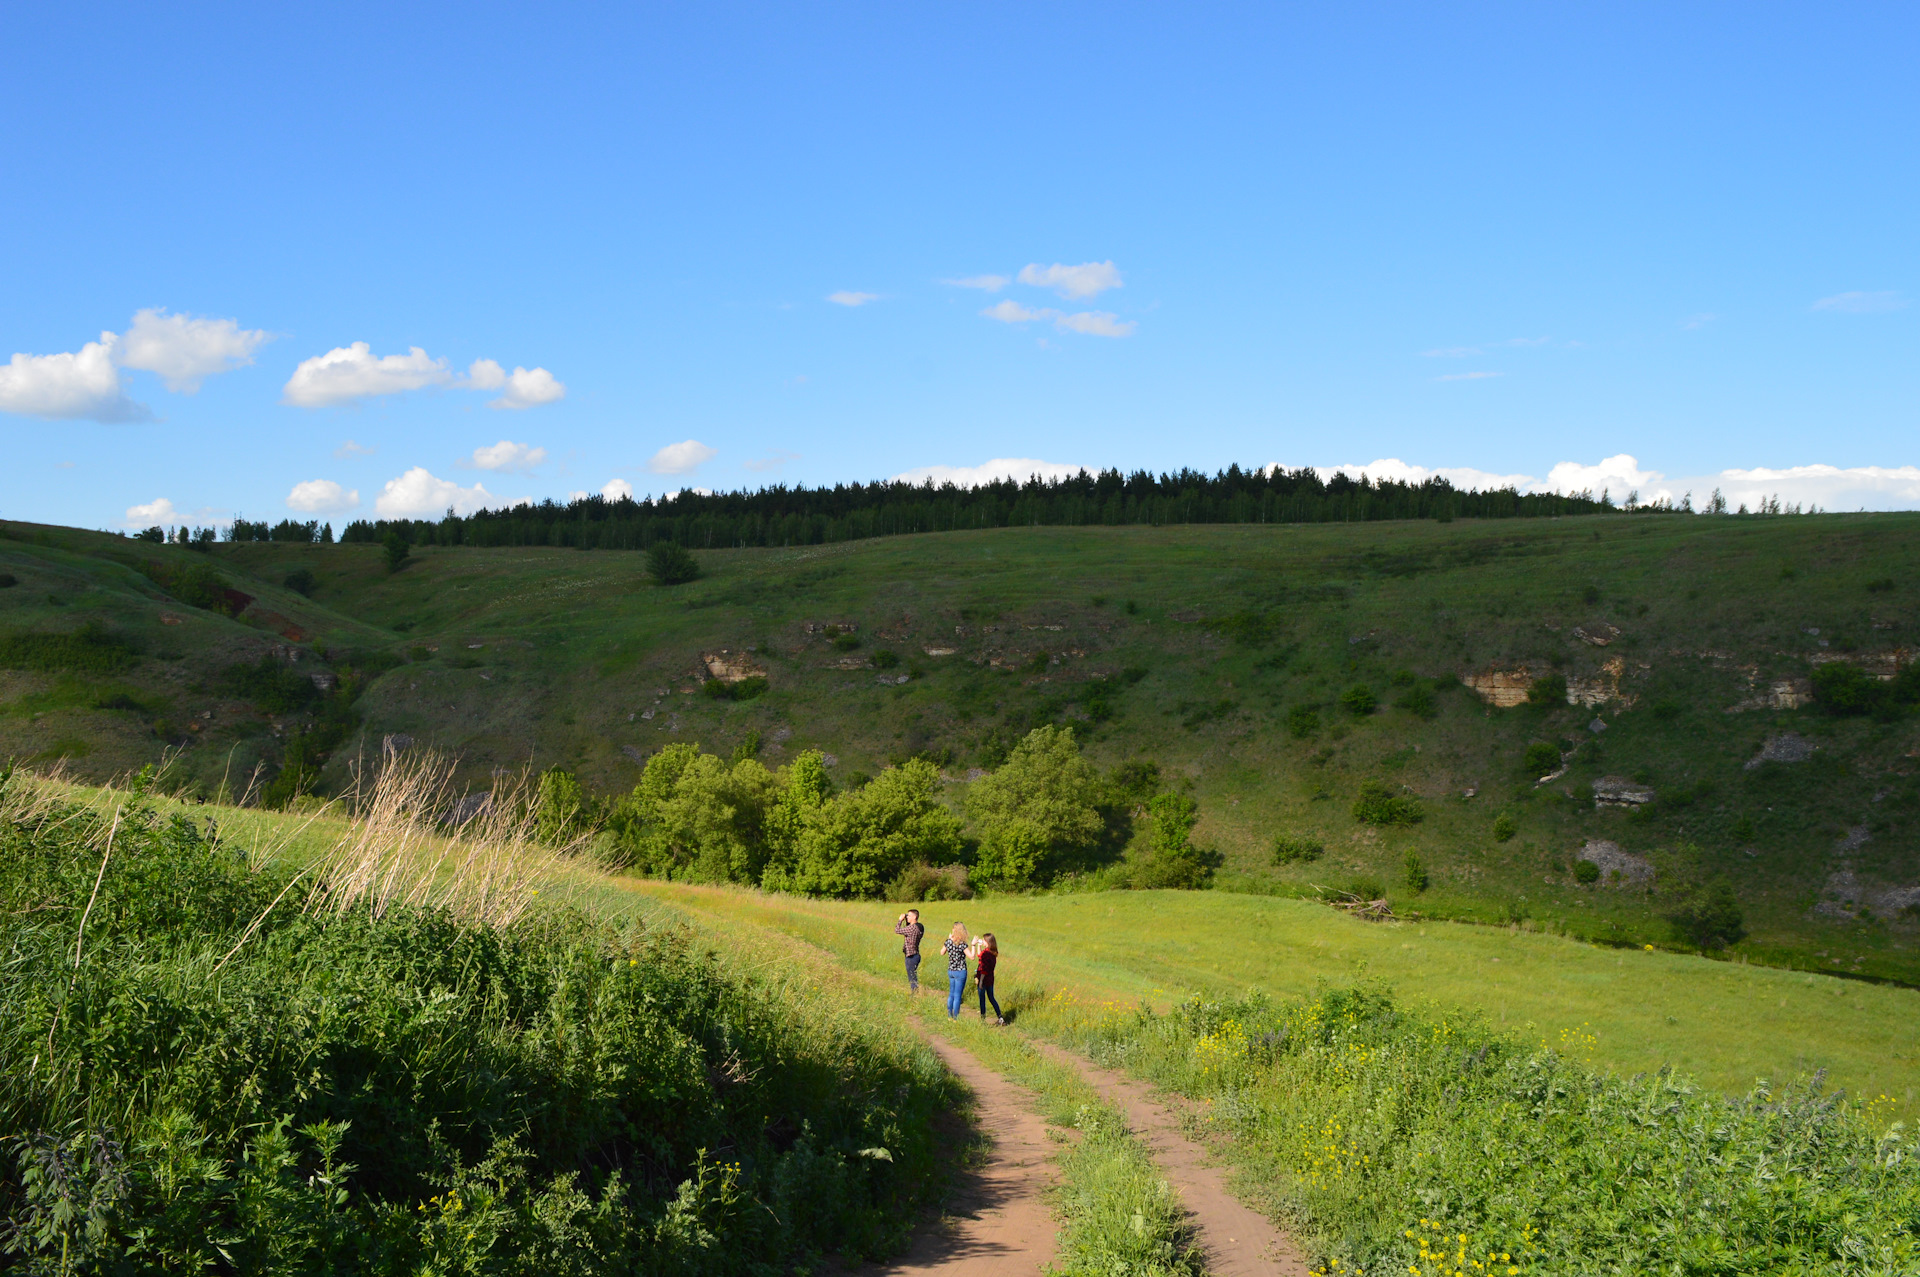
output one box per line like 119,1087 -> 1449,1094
942,923 -> 969,1019
973,932 -> 1003,1025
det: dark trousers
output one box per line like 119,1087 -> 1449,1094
978,977 -> 1001,1019
904,953 -> 921,990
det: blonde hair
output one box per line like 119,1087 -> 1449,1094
949,922 -> 968,943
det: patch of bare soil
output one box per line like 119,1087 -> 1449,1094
1026,1040 -> 1311,1277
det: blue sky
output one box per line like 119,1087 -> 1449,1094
2,2 -> 1916,527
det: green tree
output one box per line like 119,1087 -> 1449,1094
382,532 -> 410,574
778,758 -> 962,898
1403,849 -> 1430,892
646,541 -> 701,585
1339,684 -> 1377,715
1528,673 -> 1568,706
1130,792 -> 1214,888
1666,880 -> 1747,950
965,725 -> 1103,888
618,745 -> 778,882
534,767 -> 587,844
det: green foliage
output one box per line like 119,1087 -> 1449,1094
284,567 -> 316,597
965,726 -> 1104,888
767,756 -> 964,898
1866,576 -> 1895,593
1491,811 -> 1517,842
381,532 -> 410,574
1402,850 -> 1429,893
1106,759 -> 1161,807
1338,684 -> 1377,716
535,767 -> 588,844
1127,792 -> 1214,889
1522,741 -> 1561,776
830,632 -> 861,652
141,558 -> 244,615
0,789 -> 949,1273
1666,879 -> 1747,950
1394,683 -> 1436,718
702,675 -> 768,701
1285,704 -> 1319,738
871,648 -> 899,669
1527,673 -> 1568,706
1054,987 -> 1920,1277
1351,779 -> 1422,827
219,655 -> 316,715
1574,858 -> 1601,885
1812,661 -> 1920,718
0,622 -> 140,674
259,727 -> 322,809
645,541 -> 700,585
0,572 -> 18,588
883,860 -> 972,902
1271,833 -> 1324,864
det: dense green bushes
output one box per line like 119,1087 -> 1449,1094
0,622 -> 140,674
0,778 -> 951,1273
1048,985 -> 1920,1275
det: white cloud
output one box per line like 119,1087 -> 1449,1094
648,439 -> 717,475
1310,459 -> 1538,492
286,479 -> 360,513
1017,260 -> 1122,299
374,467 -> 504,518
1694,463 -> 1920,510
602,478 -> 634,501
124,496 -> 181,525
892,457 -> 1088,487
744,450 -> 801,473
1054,310 -> 1136,338
942,274 -> 1010,292
1437,371 -> 1502,381
335,439 -> 376,458
467,439 -> 548,472
0,333 -> 149,422
982,300 -> 1056,324
827,291 -> 880,307
1421,346 -> 1481,357
283,342 -> 452,407
465,360 -> 566,410
1539,454 -> 1664,498
1812,290 -> 1907,314
116,308 -> 270,392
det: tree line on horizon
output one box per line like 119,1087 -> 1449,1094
331,465 -> 1626,550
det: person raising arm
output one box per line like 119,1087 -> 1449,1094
893,909 -> 925,994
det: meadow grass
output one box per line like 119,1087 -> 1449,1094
620,880 -> 1920,1115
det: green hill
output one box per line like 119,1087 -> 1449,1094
3,512 -> 1917,982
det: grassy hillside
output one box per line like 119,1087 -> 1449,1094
4,512 -> 1918,982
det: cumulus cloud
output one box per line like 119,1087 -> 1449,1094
602,478 -> 634,501
1437,371 -> 1503,381
286,479 -> 360,513
283,343 -> 452,407
1017,260 -> 1123,299
124,496 -> 181,525
374,467 -> 507,518
116,308 -> 271,392
1812,291 -> 1907,314
1302,459 -> 1537,492
1054,310 -> 1136,338
1540,454 -> 1663,497
892,458 -> 1088,487
982,300 -> 1056,324
466,439 -> 548,472
335,439 -> 376,458
648,439 -> 717,475
1706,463 -> 1920,509
466,359 -> 566,410
0,333 -> 150,422
826,291 -> 879,307
942,274 -> 1010,292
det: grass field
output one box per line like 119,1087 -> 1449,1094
5,511 -> 1919,984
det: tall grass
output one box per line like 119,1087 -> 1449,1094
0,765 -> 955,1274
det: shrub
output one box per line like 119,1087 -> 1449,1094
219,655 -> 316,715
141,559 -> 245,615
1342,875 -> 1387,902
1492,812 -> 1517,842
1395,684 -> 1436,719
884,860 -> 972,902
1666,880 -> 1747,949
872,648 -> 899,669
1285,704 -> 1320,738
1352,780 -> 1422,826
1866,576 -> 1894,593
382,532 -> 410,574
831,632 -> 862,652
1272,833 -> 1324,864
0,572 -> 16,588
645,541 -> 700,585
284,567 -> 316,597
1402,850 -> 1429,893
1107,759 -> 1161,807
535,767 -> 588,844
1528,673 -> 1568,706
1650,697 -> 1685,720
1574,858 -> 1601,884
1338,684 -> 1377,716
0,623 -> 140,674
703,675 -> 769,701
1127,792 -> 1216,889
1522,741 -> 1561,776
1811,662 -> 1881,715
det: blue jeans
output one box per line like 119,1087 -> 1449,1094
904,953 -> 921,991
947,968 -> 967,1018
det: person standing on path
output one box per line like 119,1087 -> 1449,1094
943,923 -> 970,1019
972,932 -> 1004,1025
893,909 -> 925,994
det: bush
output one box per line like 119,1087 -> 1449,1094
1811,662 -> 1889,715
885,860 -> 973,902
1574,858 -> 1601,884
1286,704 -> 1319,738
219,655 -> 318,715
1352,779 -> 1422,826
1126,792 -> 1215,889
1339,684 -> 1377,716
966,726 -> 1104,888
1528,673 -> 1568,706
1492,812 -> 1518,842
141,559 -> 245,615
0,622 -> 140,674
644,541 -> 700,585
382,532 -> 410,574
1272,833 -> 1324,864
284,567 -> 316,597
1522,741 -> 1561,776
702,674 -> 769,701
0,572 -> 17,588
872,648 -> 899,669
1402,850 -> 1429,893
1395,684 -> 1436,719
1666,880 -> 1747,949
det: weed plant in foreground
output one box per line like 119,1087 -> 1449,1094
0,769 -> 953,1274
1030,985 -> 1919,1275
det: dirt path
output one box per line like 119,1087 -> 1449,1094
858,1031 -> 1061,1275
1028,1039 -> 1311,1277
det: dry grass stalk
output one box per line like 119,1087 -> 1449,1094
307,748 -> 588,929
